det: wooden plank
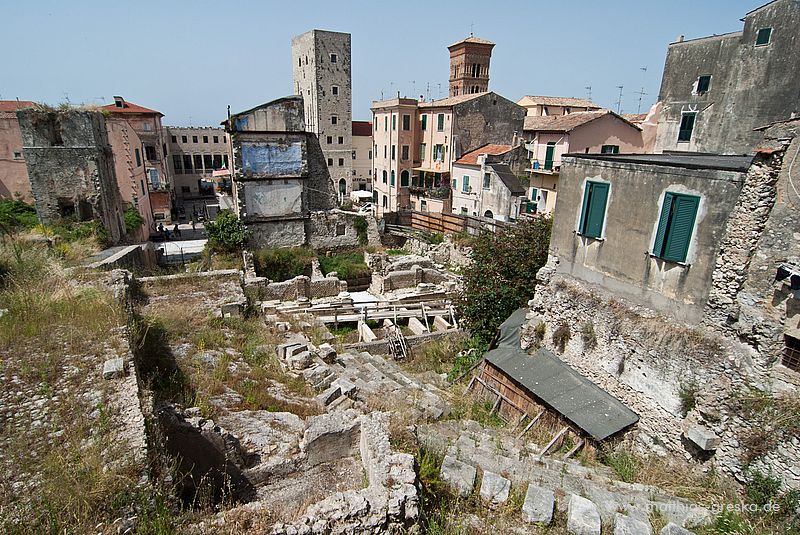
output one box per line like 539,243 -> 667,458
562,439 -> 585,460
518,410 -> 546,438
539,426 -> 569,457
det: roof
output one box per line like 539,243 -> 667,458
523,110 -> 640,132
568,153 -> 754,172
483,309 -> 639,441
488,163 -> 526,195
352,121 -> 373,137
623,113 -> 647,124
454,143 -> 512,166
0,100 -> 35,112
448,35 -> 495,48
518,95 -> 601,109
418,92 -> 488,109
101,99 -> 163,116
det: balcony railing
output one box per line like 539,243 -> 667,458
409,185 -> 451,200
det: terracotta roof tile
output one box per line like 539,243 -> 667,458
523,110 -> 640,132
454,143 -> 512,166
101,99 -> 163,116
0,100 -> 35,112
352,120 -> 372,136
448,36 -> 495,48
518,95 -> 601,108
418,92 -> 487,108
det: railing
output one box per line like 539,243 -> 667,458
383,209 -> 509,236
408,186 -> 451,200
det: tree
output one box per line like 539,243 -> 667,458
205,209 -> 249,252
457,216 -> 552,345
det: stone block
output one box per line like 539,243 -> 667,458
408,317 -> 429,336
614,513 -> 652,535
433,315 -> 451,332
287,344 -> 309,357
287,351 -> 313,371
102,358 -> 126,380
276,342 -> 302,361
567,494 -> 601,535
359,321 -> 378,342
315,384 -> 341,408
220,301 -> 244,318
522,485 -> 554,524
660,523 -> 696,535
480,471 -> 511,507
686,426 -> 720,451
439,455 -> 476,497
332,377 -> 357,397
317,343 -> 337,363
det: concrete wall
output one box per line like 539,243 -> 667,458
292,30 -> 353,197
655,0 -> 800,154
0,107 -> 33,201
164,126 -> 231,199
551,156 -> 745,323
18,109 -> 126,243
352,127 -> 372,191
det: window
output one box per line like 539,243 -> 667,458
192,136 -> 198,143
384,116 -> 388,131
400,170 -> 410,187
327,136 -> 333,144
193,154 -> 203,171
213,135 -> 219,143
437,113 -> 445,132
330,53 -> 338,63
392,114 -> 396,130
140,180 -> 146,196
601,145 -> 619,154
352,150 -> 357,160
368,150 -> 372,159
483,173 -> 490,189
223,135 -> 227,143
171,135 -> 177,143
182,135 -> 188,143
419,143 -> 426,160
390,170 -> 395,186
696,75 -> 711,94
452,178 -> 457,189
382,170 -> 387,184
203,136 -> 209,143
421,114 -> 427,131
135,148 -> 141,167
181,186 -> 191,193
142,122 -> 153,131
332,85 -> 339,96
783,335 -> 800,372
391,145 -> 396,160
172,154 -> 182,173
327,158 -> 333,166
755,27 -> 772,46
204,154 -> 213,170
678,112 -> 697,142
145,145 -> 157,161
383,195 -> 387,208
338,136 -> 343,144
384,145 -> 387,158
212,154 -> 222,169
338,158 -> 344,166
183,154 -> 193,172
433,144 -> 444,161
223,154 -> 228,167
401,145 -> 409,160
578,181 -> 610,239
402,114 -> 410,130
462,175 -> 470,193
331,115 -> 338,125
652,192 -> 700,263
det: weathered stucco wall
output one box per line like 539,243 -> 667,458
551,156 -> 745,323
451,93 -> 525,159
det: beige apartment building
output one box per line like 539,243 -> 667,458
164,126 -> 231,201
516,95 -> 601,117
371,99 -> 418,215
351,121 -> 372,193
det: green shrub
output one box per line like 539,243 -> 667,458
123,206 -> 145,234
601,449 -> 638,483
678,379 -> 699,417
580,321 -> 596,351
0,199 -> 38,232
205,209 -> 248,252
252,246 -> 315,281
427,232 -> 444,245
386,248 -> 408,256
318,252 -> 371,280
353,216 -> 368,245
552,322 -> 571,352
746,470 -> 782,507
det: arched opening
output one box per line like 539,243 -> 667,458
484,210 -> 494,219
400,170 -> 410,187
382,195 -> 388,208
338,178 -> 347,194
372,190 -> 378,204
382,170 -> 387,184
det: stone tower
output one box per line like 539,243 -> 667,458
448,36 -> 495,97
292,29 -> 353,199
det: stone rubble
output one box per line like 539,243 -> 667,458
567,494 -> 601,535
440,454 -> 477,497
522,484 -> 555,524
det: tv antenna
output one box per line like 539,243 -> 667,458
584,86 -> 592,100
615,85 -> 624,113
635,87 -> 648,114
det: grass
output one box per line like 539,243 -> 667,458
386,248 -> 408,256
733,386 -> 800,464
401,332 -> 471,375
252,246 -> 315,281
318,251 -> 371,280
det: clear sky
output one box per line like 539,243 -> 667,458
1,0 -> 760,126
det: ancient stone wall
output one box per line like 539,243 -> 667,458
306,210 -> 363,251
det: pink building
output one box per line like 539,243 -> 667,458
523,110 -> 644,214
0,101 -> 35,201
517,95 -> 601,117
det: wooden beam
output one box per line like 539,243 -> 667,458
517,410 -> 545,438
562,439 -> 585,461
489,393 -> 502,415
539,427 -> 569,457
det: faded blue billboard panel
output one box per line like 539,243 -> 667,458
241,141 -> 305,177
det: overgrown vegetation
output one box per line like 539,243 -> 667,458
353,215 -> 368,246
678,379 -> 700,417
0,199 -> 38,233
205,209 -> 248,253
252,246 -> 315,281
580,321 -> 596,351
734,386 -> 800,465
552,321 -> 571,352
401,332 -> 472,375
458,217 -> 552,345
318,251 -> 371,280
123,205 -> 145,235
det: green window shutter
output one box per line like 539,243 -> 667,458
662,195 -> 699,262
653,193 -> 674,256
421,115 -> 427,130
579,182 -> 592,234
583,182 -> 609,238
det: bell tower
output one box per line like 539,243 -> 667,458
448,36 -> 495,97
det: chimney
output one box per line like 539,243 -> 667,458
113,96 -> 125,108
676,35 -> 684,43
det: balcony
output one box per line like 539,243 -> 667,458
409,185 -> 451,200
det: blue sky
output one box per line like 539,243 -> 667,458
1,0 -> 759,126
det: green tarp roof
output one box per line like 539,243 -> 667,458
483,308 -> 639,441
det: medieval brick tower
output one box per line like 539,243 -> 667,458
448,36 -> 495,97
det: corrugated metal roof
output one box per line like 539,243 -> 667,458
483,308 -> 639,441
